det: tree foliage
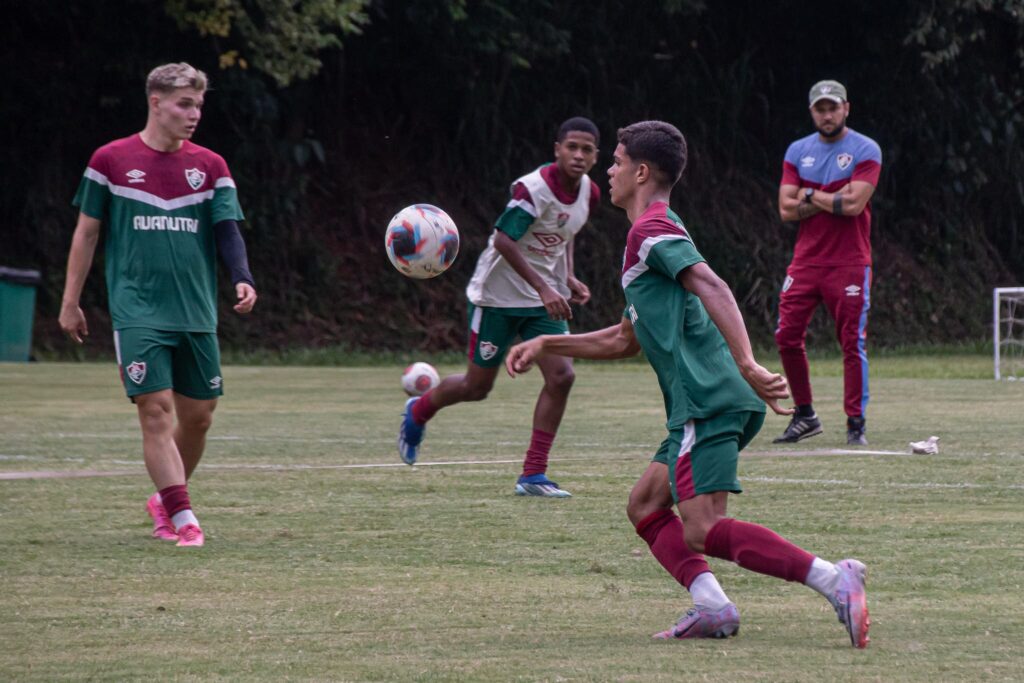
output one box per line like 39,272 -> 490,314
164,0 -> 371,86
3,0 -> 1021,356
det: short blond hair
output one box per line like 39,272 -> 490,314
145,62 -> 208,96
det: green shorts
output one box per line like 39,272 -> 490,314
466,301 -> 569,368
651,410 -> 765,503
114,328 -> 223,400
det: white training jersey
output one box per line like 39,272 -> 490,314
466,166 -> 592,308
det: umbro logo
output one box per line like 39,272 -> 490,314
800,156 -> 815,168
533,232 -> 566,248
845,285 -> 862,296
209,376 -> 222,390
126,169 -> 146,184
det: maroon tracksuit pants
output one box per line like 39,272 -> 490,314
775,263 -> 872,418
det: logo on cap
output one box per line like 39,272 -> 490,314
809,80 -> 847,106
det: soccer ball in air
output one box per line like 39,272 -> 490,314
385,204 -> 460,279
402,362 -> 441,396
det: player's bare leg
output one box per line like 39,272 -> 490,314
399,363 -> 499,465
516,354 -> 574,497
426,363 -> 499,408
626,464 -> 737,638
136,390 -> 203,546
678,492 -> 869,647
137,390 -> 186,490
173,394 -> 217,479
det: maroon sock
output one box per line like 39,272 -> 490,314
635,509 -> 710,589
158,484 -> 192,519
522,428 -> 555,477
411,390 -> 438,424
704,517 -> 814,583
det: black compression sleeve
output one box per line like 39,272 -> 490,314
213,219 -> 255,287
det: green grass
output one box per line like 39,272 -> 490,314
1,360 -> 1022,681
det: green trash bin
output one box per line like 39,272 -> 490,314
0,266 -> 42,362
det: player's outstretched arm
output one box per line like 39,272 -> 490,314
59,213 -> 102,344
506,317 -> 640,377
677,263 -> 794,415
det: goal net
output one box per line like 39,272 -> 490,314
994,287 -> 1024,380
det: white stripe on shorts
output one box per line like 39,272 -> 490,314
676,420 -> 696,459
470,305 -> 483,334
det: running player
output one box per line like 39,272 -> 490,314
398,117 -> 600,498
59,63 -> 257,547
774,80 -> 882,445
505,121 -> 870,647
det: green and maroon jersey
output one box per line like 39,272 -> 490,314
621,202 -> 764,429
73,134 -> 244,332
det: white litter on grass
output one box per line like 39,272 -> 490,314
909,435 -> 940,455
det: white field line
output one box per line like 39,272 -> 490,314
9,432 -> 657,448
8,433 -> 1022,461
0,447 -> 908,468
2,451 -> 1023,490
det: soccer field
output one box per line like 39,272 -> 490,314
1,360 -> 1022,681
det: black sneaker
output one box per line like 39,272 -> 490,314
846,417 -> 868,446
772,413 -> 823,443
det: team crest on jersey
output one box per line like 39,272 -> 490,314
184,168 -> 206,191
479,341 -> 499,361
836,153 -> 853,170
556,212 -> 570,228
126,361 -> 147,385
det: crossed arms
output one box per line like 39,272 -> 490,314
778,180 -> 875,223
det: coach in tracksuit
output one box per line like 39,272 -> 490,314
774,80 -> 882,446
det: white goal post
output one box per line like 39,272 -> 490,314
993,287 -> 1024,380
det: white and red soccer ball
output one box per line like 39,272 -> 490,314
385,204 -> 460,279
401,362 -> 440,396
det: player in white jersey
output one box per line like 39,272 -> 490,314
398,117 -> 601,497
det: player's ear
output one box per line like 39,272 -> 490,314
636,162 -> 651,185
